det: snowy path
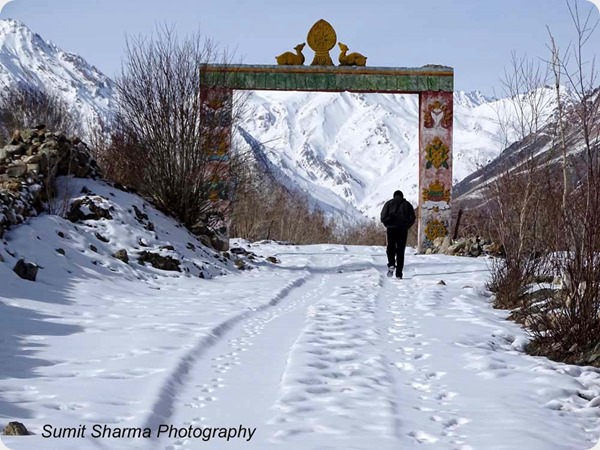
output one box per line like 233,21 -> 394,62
2,244 -> 600,450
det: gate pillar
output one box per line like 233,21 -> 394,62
418,91 -> 454,253
200,86 -> 233,250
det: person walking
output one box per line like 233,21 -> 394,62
380,190 -> 416,279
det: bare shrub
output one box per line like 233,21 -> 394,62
484,53 -> 557,309
335,219 -> 386,247
0,83 -> 79,143
483,1 -> 600,364
230,168 -> 335,244
526,2 -> 600,361
110,24 -> 247,234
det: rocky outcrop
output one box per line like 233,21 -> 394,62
67,196 -> 113,222
0,128 -> 99,237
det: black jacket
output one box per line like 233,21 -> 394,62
380,198 -> 416,229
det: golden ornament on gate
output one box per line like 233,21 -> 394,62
307,19 -> 337,66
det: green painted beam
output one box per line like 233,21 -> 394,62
200,64 -> 454,93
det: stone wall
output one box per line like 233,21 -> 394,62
0,128 -> 99,237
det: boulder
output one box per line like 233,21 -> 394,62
440,236 -> 451,254
13,259 -> 38,281
3,421 -> 29,436
6,163 -> 27,178
138,251 -> 181,272
113,249 -> 129,264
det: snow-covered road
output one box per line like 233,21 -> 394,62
2,243 -> 600,450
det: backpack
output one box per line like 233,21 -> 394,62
383,200 -> 415,229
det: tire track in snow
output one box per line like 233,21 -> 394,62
165,275 -> 333,450
141,274 -> 311,433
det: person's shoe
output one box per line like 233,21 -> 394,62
396,272 -> 403,279
387,265 -> 395,277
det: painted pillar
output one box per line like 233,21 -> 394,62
418,91 -> 454,253
200,87 -> 233,250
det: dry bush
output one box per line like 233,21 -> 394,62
485,150 -> 558,309
483,1 -> 600,365
522,3 -> 600,362
230,166 -> 336,244
95,130 -> 148,189
108,24 -> 247,233
484,40 -> 562,309
0,83 -> 79,143
335,220 -> 386,247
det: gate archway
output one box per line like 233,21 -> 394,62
200,20 -> 454,253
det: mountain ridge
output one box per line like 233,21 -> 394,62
1,18 -> 552,223
0,19 -> 117,134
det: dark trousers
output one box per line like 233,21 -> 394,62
386,227 -> 408,274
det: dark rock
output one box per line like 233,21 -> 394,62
266,256 -> 280,264
56,248 -> 65,256
198,235 -> 212,248
113,249 -> 129,264
437,280 -> 446,286
469,244 -> 482,257
13,259 -> 38,281
3,421 -> 29,436
3,144 -> 26,157
89,244 -> 98,253
67,197 -> 113,222
81,186 -> 92,194
113,183 -> 134,193
57,231 -> 65,238
132,205 -> 149,222
138,251 -> 181,272
6,163 -> 27,178
234,259 -> 247,270
95,232 -> 109,243
138,237 -> 149,247
186,242 -> 196,251
230,247 -> 249,256
211,234 -> 229,252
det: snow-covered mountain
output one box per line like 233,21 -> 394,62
0,19 -> 116,132
455,88 -> 599,206
0,18 -> 562,222
238,90 -> 514,220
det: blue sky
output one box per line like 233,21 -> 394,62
1,0 -> 599,95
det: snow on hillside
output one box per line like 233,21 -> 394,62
0,19 -> 116,132
238,90 -> 510,219
1,235 -> 600,449
0,177 -> 241,284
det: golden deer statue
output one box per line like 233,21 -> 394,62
276,43 -> 306,65
338,43 -> 367,66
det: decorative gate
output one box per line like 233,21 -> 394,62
200,20 -> 454,253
